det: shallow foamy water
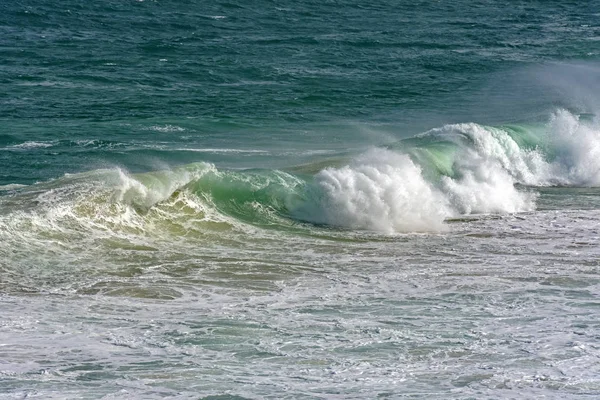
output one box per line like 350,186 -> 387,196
2,189 -> 600,398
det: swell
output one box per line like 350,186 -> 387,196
1,109 -> 599,235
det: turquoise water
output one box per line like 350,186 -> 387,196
2,1 -> 600,398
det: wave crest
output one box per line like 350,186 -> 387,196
2,109 -> 600,234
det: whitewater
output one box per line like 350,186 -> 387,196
3,110 -> 600,400
3,0 -> 600,398
3,109 -> 597,237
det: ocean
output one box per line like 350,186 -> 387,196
1,1 -> 600,398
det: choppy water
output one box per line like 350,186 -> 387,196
2,1 -> 600,398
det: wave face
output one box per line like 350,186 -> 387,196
302,109 -> 600,231
2,109 -> 599,234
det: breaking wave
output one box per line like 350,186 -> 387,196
1,109 -> 599,234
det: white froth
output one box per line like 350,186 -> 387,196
310,149 -> 450,233
112,163 -> 215,209
6,141 -> 54,149
307,110 -> 600,232
146,125 -> 186,133
436,124 -> 538,214
308,135 -> 539,232
442,161 -> 536,214
547,109 -> 600,186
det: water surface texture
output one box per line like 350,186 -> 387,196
2,1 -> 600,398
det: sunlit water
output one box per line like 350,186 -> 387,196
2,1 -> 600,398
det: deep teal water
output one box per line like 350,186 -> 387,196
2,0 -> 599,184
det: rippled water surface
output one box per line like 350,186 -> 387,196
2,0 -> 600,398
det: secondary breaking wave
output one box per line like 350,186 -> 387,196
1,109 -> 599,235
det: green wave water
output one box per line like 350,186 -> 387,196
3,0 -> 600,398
4,109 -> 598,237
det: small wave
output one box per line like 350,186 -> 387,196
174,148 -> 270,154
280,149 -> 339,156
6,141 -> 54,150
0,184 -> 28,191
146,125 -> 186,133
72,139 -> 132,149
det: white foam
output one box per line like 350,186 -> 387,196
423,123 -> 549,186
304,122 -> 547,232
306,149 -> 451,233
8,141 -> 54,149
174,148 -> 269,154
0,164 -> 245,264
146,125 -> 186,133
429,123 -> 539,214
546,109 -> 600,186
441,161 -> 536,215
0,184 -> 27,191
112,163 -> 215,209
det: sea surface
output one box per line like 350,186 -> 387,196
2,1 -> 600,398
